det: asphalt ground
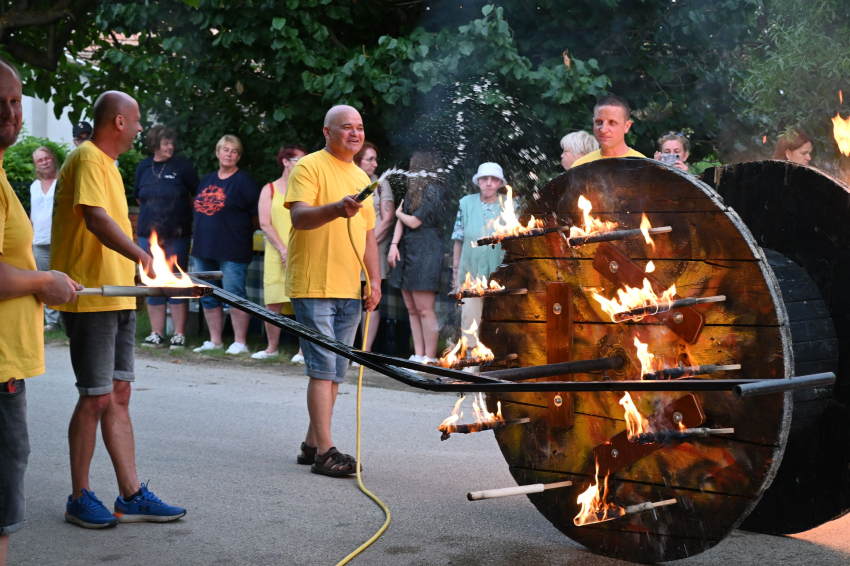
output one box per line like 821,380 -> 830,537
7,344 -> 850,566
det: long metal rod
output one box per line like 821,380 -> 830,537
448,288 -> 528,301
197,281 -> 816,396
642,364 -> 741,380
476,226 -> 671,248
733,373 -> 835,397
612,295 -> 725,322
481,356 -> 625,381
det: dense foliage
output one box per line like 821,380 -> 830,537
738,0 -> 850,162
3,0 -> 765,195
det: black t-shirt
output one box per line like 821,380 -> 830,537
133,155 -> 199,240
191,169 -> 260,263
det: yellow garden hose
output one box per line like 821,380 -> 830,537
335,216 -> 391,566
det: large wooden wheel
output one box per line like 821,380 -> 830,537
704,161 -> 850,534
478,159 -> 793,562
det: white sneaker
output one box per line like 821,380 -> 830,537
423,357 -> 439,365
225,342 -> 250,355
251,349 -> 279,360
193,341 -> 224,353
142,332 -> 164,348
169,334 -> 186,350
291,353 -> 305,364
408,355 -> 427,364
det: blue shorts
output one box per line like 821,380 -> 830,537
192,257 -> 249,310
139,236 -> 191,306
291,298 -> 361,383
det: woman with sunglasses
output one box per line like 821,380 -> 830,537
252,145 -> 308,360
654,132 -> 691,172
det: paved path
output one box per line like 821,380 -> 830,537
8,344 -> 850,565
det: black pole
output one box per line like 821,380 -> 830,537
733,373 -> 835,398
481,356 -> 624,381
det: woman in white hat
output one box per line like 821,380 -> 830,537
451,162 -> 511,348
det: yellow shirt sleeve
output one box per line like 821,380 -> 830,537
284,162 -> 318,208
73,155 -> 109,215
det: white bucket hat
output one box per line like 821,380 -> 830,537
471,162 -> 506,185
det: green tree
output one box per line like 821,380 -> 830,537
738,0 -> 850,161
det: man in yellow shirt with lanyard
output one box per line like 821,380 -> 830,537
50,91 -> 186,528
0,57 -> 81,566
571,94 -> 646,167
285,105 -> 381,477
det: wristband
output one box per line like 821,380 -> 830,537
390,242 -> 399,246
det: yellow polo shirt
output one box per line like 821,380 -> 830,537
572,148 -> 646,168
284,149 -> 376,299
0,159 -> 44,381
50,142 -> 136,312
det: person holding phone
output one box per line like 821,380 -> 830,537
654,132 -> 691,172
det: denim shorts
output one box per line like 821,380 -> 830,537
291,298 -> 361,383
62,310 -> 136,396
138,236 -> 191,306
0,380 -> 30,535
191,257 -> 249,310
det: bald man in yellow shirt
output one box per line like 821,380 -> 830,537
572,94 -> 646,168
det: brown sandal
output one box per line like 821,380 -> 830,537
310,447 -> 359,477
297,442 -> 317,465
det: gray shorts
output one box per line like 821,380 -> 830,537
0,380 -> 30,535
62,310 -> 136,396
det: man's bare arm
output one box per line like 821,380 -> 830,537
289,197 -> 363,231
362,229 -> 382,312
80,205 -> 152,269
0,262 -> 80,305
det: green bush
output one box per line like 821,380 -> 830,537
3,133 -> 146,210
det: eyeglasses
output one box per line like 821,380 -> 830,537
286,157 -> 301,163
35,157 -> 53,164
664,132 -> 687,138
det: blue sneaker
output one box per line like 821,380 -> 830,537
65,489 -> 119,529
113,482 -> 186,523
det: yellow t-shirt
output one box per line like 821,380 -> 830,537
0,160 -> 44,381
572,148 -> 646,168
50,142 -> 136,312
284,149 -> 376,299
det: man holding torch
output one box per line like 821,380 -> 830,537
50,91 -> 186,528
285,104 -> 381,477
0,57 -> 81,566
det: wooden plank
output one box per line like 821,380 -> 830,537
484,258 -> 780,326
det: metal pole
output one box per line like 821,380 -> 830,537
733,373 -> 835,398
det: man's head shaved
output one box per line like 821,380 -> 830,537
93,91 -> 138,130
324,105 -> 361,128
0,56 -> 21,83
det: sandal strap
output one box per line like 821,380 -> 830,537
315,447 -> 356,472
300,442 -> 317,456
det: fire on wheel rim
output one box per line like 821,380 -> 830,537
478,158 -> 793,563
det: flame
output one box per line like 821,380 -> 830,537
139,232 -> 192,287
438,393 -> 504,436
591,278 -> 677,322
762,135 -> 767,145
574,458 -> 624,526
633,337 -> 660,378
645,261 -> 655,273
833,111 -> 850,157
619,392 -> 649,440
568,195 -> 618,239
437,320 -> 494,367
640,213 -> 656,251
492,185 -> 543,236
841,90 -> 844,104
459,272 -> 505,296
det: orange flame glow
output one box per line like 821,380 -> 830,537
438,393 -> 504,436
569,195 -> 618,239
492,185 -> 543,236
619,392 -> 648,440
459,272 -> 505,296
633,337 -> 661,378
640,214 -> 656,251
574,458 -> 625,526
139,232 -> 193,287
833,112 -> 850,157
437,320 -> 495,367
645,261 -> 656,273
591,278 -> 677,322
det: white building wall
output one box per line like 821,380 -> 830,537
20,94 -> 86,148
